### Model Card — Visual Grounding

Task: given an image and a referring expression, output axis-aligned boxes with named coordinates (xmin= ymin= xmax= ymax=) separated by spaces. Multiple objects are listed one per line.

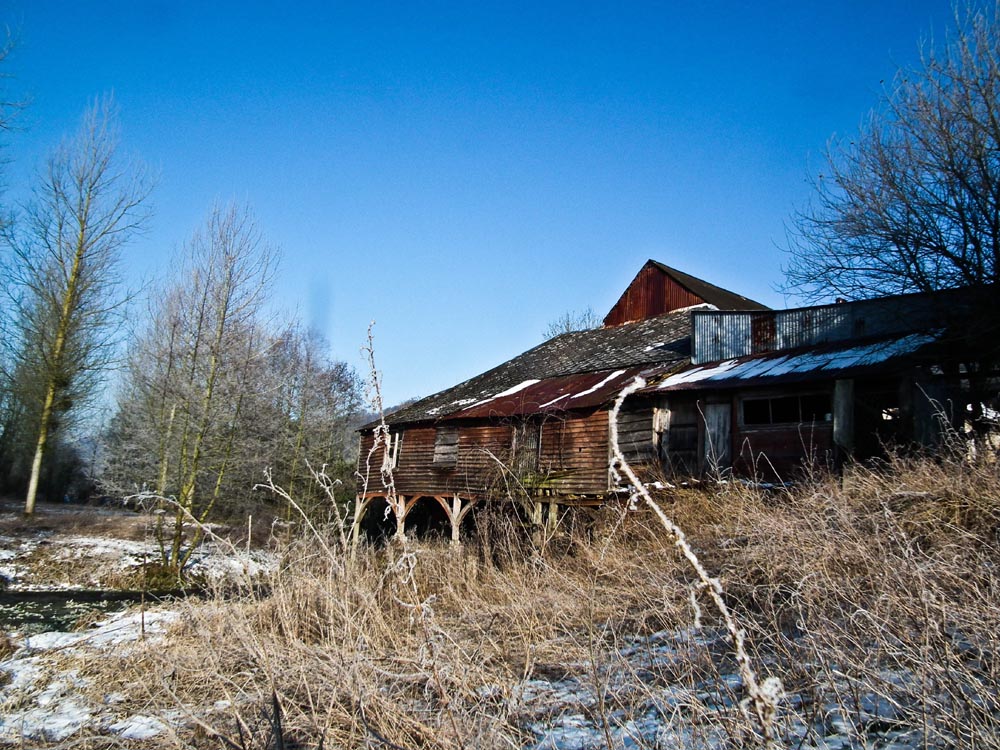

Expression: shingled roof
xmin=647 ymin=261 xmax=769 ymax=312
xmin=378 ymin=305 xmax=702 ymax=427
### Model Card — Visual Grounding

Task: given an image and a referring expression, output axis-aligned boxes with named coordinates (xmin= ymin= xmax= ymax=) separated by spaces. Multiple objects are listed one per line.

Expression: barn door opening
xmin=702 ymin=401 xmax=731 ymax=477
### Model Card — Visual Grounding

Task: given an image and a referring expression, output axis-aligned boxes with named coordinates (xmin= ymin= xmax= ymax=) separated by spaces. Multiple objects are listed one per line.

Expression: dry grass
xmin=97 ymin=512 xmax=692 ymax=749
xmin=717 ymin=455 xmax=1000 ymax=748
xmin=0 ymin=497 xmax=152 ymax=540
xmin=54 ymin=454 xmax=1000 ymax=748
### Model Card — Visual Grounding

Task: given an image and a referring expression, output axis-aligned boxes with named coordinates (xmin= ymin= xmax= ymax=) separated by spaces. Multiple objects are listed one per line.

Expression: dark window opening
xmin=743 ymin=399 xmax=771 ymax=425
xmin=770 ymin=396 xmax=799 ymax=423
xmin=801 ymin=394 xmax=831 ymax=422
xmin=742 ymin=393 xmax=832 ymax=426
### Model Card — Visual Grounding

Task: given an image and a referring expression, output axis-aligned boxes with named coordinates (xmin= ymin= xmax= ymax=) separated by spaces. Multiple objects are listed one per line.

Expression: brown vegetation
xmin=60 ymin=452 xmax=999 ymax=749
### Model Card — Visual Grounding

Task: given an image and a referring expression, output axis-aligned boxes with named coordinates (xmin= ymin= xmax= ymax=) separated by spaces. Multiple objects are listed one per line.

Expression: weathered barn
xmin=645 ymin=291 xmax=985 ymax=480
xmin=355 ymin=261 xmax=997 ymax=540
xmin=355 ymin=260 xmax=766 ymax=540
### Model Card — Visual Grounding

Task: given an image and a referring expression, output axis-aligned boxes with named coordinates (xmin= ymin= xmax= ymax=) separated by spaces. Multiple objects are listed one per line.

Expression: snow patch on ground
xmin=0 ymin=609 xmax=179 ymax=744
xmin=108 ymin=714 xmax=171 ymax=740
xmin=185 ymin=545 xmax=275 ymax=582
xmin=0 ymin=528 xmax=277 ymax=590
xmin=513 ymin=628 xmax=949 ymax=750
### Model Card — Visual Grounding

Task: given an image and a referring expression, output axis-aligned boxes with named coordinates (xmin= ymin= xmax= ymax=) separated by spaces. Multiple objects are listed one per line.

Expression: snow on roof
xmin=569 ymin=369 xmax=627 ymax=400
xmin=539 ymin=393 xmax=570 ymax=409
xmin=376 ymin=307 xmax=693 ymax=426
xmin=653 ymin=331 xmax=939 ymax=390
xmin=468 ymin=379 xmax=541 ymax=408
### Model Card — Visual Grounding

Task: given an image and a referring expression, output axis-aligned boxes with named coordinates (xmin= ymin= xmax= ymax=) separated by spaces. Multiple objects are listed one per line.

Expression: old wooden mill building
xmin=355 ymin=259 xmax=995 ymax=541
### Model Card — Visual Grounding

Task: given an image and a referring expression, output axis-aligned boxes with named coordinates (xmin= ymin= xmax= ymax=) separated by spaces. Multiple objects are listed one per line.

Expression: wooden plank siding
xmin=357 ymin=424 xmax=513 ymax=497
xmin=536 ymin=410 xmax=610 ymax=494
xmin=733 ymin=422 xmax=834 ymax=480
xmin=358 ymin=409 xmax=614 ymax=499
xmin=604 ymin=263 xmax=704 ymax=327
xmin=662 ymin=396 xmax=700 ymax=476
xmin=615 ymin=405 xmax=655 ymax=465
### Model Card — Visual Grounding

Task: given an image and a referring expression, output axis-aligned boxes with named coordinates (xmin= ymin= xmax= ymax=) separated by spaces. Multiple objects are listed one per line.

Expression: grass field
xmin=1 ymin=452 xmax=999 ymax=748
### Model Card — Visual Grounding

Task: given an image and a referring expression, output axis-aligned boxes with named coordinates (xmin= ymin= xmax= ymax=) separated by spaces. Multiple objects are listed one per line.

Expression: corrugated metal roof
xmin=650 ymin=331 xmax=940 ymax=392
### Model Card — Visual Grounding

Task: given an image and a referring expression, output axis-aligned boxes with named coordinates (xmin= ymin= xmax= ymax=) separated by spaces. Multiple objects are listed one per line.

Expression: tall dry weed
xmin=64 ymin=448 xmax=1000 ymax=748
xmin=700 ymin=454 xmax=1000 ymax=748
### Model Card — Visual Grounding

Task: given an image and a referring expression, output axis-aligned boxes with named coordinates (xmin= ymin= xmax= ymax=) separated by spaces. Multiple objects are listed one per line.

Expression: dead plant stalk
xmin=608 ymin=375 xmax=782 ymax=744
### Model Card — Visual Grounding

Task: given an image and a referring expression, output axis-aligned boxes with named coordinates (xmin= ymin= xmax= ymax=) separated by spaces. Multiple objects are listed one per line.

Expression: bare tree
xmin=4 ymin=97 xmax=151 ymax=514
xmin=265 ymin=326 xmax=362 ymax=513
xmin=144 ymin=204 xmax=276 ymax=567
xmin=103 ymin=209 xmax=362 ymax=570
xmin=542 ymin=307 xmax=601 ymax=340
xmin=785 ymin=4 xmax=1000 ymax=302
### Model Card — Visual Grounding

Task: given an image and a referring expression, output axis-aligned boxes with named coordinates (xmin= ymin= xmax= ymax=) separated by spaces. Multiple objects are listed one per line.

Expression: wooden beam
xmin=833 ymin=379 xmax=855 ymax=457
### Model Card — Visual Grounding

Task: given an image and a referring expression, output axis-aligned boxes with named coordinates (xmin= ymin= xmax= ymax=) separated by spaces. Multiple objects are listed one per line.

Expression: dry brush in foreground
xmin=66 ymin=453 xmax=1000 ymax=748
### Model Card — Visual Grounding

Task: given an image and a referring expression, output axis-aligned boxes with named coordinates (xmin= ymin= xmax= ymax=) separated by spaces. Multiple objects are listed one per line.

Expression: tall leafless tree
xmin=785 ymin=4 xmax=1000 ymax=302
xmin=103 ymin=203 xmax=361 ymax=571
xmin=3 ymin=97 xmax=151 ymax=514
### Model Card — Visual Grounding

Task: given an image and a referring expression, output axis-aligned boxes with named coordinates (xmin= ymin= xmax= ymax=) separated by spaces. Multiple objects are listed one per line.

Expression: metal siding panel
xmin=692 ymin=295 xmax=945 ymax=364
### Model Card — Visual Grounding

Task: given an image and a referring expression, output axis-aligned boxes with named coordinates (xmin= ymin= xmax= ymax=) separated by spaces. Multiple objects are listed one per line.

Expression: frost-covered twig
xmin=609 ymin=376 xmax=782 ymax=744
xmin=356 ymin=322 xmax=405 ymax=542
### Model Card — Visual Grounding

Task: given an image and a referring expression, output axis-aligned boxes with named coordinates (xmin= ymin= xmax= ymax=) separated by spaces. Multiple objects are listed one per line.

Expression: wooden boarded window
xmin=433 ymin=426 xmax=459 ymax=467
xmin=616 ymin=405 xmax=655 ymax=464
xmin=512 ymin=421 xmax=540 ymax=476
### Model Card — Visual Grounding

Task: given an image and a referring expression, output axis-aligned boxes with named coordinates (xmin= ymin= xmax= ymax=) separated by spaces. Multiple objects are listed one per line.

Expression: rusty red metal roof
xmin=441 ymin=367 xmax=652 ymax=420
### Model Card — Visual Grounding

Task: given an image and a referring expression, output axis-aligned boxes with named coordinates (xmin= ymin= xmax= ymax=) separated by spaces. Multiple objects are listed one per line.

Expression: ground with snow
xmin=0 ymin=610 xmax=180 ymax=744
xmin=0 ymin=498 xmax=275 ymax=746
xmin=0 ymin=498 xmax=989 ymax=748
xmin=0 ymin=499 xmax=273 ymax=593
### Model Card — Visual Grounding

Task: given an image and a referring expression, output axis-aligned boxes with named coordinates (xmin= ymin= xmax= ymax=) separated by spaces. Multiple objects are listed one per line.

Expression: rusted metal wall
xmin=727 ymin=385 xmax=836 ymax=479
xmin=656 ymin=388 xmax=837 ymax=480
xmin=357 ymin=410 xmax=613 ymax=498
xmin=604 ymin=264 xmax=703 ymax=326
xmin=692 ymin=295 xmax=945 ymax=364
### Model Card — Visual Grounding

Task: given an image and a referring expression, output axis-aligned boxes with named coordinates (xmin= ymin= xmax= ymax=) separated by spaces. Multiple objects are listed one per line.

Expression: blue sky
xmin=4 ymin=1 xmax=957 ymax=406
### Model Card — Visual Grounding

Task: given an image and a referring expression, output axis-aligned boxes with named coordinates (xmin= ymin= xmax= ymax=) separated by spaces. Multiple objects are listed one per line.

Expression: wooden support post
xmin=450 ymin=495 xmax=462 ymax=544
xmin=530 ymin=501 xmax=544 ymax=548
xmin=833 ymin=379 xmax=855 ymax=463
xmin=546 ymin=499 xmax=559 ymax=534
xmin=350 ymin=496 xmax=372 ymax=557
